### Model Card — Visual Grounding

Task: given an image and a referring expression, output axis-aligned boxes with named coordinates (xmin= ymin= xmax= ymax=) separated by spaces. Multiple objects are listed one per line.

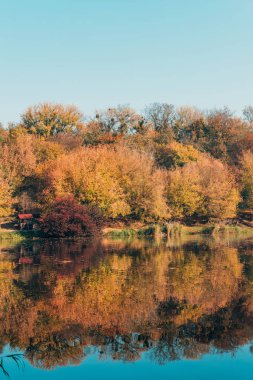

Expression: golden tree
xmin=20 ymin=103 xmax=84 ymax=137
xmin=166 ymin=156 xmax=240 ymax=220
xmin=0 ymin=172 xmax=14 ymax=226
xmin=44 ymin=145 xmax=168 ymax=220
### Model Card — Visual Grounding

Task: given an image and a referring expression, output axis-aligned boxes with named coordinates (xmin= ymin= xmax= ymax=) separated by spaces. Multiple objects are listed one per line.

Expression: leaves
xmin=166 ymin=156 xmax=240 ymax=220
xmin=21 ymin=103 xmax=84 ymax=137
xmin=0 ymin=102 xmax=252 ymax=222
xmin=41 ymin=197 xmax=98 ymax=238
xmin=0 ymin=170 xmax=14 ymax=219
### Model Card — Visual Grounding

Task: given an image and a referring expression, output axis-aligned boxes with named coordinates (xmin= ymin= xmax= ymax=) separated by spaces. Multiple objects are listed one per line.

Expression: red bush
xmin=41 ymin=197 xmax=99 ymax=238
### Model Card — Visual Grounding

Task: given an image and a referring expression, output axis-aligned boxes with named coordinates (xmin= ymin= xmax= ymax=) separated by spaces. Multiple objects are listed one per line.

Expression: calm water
xmin=1 ymin=234 xmax=253 ymax=379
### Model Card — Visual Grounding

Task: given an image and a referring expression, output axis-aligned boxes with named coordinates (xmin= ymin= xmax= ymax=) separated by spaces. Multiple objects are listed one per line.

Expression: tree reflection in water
xmin=0 ymin=235 xmax=253 ymax=371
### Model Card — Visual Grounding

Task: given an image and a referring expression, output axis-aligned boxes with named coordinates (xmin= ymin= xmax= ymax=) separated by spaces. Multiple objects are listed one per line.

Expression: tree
xmin=43 ymin=146 xmax=168 ymax=220
xmin=173 ymin=106 xmax=204 ymax=141
xmin=46 ymin=147 xmax=131 ymax=218
xmin=154 ymin=141 xmax=200 ymax=169
xmin=116 ymin=148 xmax=168 ymax=220
xmin=166 ymin=165 xmax=203 ymax=218
xmin=173 ymin=117 xmax=207 ymax=146
xmin=204 ymin=108 xmax=244 ymax=160
xmin=239 ymin=151 xmax=253 ymax=209
xmin=95 ymin=106 xmax=144 ymax=135
xmin=82 ymin=120 xmax=117 ymax=146
xmin=20 ymin=103 xmax=84 ymax=137
xmin=40 ymin=197 xmax=98 ymax=238
xmin=145 ymin=103 xmax=175 ymax=134
xmin=0 ymin=134 xmax=36 ymax=188
xmin=243 ymin=106 xmax=253 ymax=124
xmin=33 ymin=139 xmax=64 ymax=164
xmin=166 ymin=156 xmax=240 ymax=220
xmin=174 ymin=107 xmax=248 ymax=163
xmin=200 ymin=158 xmax=240 ymax=219
xmin=0 ymin=171 xmax=14 ymax=226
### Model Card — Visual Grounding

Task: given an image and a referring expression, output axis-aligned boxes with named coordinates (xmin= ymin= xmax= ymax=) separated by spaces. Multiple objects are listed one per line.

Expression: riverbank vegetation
xmin=1 ymin=103 xmax=253 ymax=237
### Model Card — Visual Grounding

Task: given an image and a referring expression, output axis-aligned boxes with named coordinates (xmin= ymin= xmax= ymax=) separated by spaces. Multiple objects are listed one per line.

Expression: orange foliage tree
xmin=43 ymin=145 xmax=168 ymax=220
xmin=166 ymin=156 xmax=240 ymax=220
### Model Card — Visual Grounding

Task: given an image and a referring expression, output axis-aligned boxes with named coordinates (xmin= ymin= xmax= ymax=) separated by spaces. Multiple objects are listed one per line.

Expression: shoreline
xmin=1 ymin=222 xmax=253 ymax=243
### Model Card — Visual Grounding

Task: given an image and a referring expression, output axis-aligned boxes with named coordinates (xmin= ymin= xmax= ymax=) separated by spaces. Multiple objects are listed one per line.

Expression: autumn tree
xmin=0 ymin=170 xmax=14 ymax=226
xmin=43 ymin=145 xmax=168 ymax=220
xmin=95 ymin=106 xmax=145 ymax=135
xmin=20 ymin=103 xmax=84 ymax=137
xmin=82 ymin=120 xmax=117 ymax=146
xmin=166 ymin=156 xmax=240 ymax=220
xmin=239 ymin=151 xmax=253 ymax=209
xmin=174 ymin=107 xmax=248 ymax=163
xmin=0 ymin=133 xmax=37 ymax=188
xmin=205 ymin=109 xmax=247 ymax=161
xmin=154 ymin=141 xmax=200 ymax=169
xmin=33 ymin=139 xmax=64 ymax=164
xmin=0 ymin=132 xmax=66 ymax=213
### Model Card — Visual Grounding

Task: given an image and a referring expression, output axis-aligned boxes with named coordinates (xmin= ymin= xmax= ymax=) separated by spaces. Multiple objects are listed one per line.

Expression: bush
xmin=41 ymin=197 xmax=99 ymax=238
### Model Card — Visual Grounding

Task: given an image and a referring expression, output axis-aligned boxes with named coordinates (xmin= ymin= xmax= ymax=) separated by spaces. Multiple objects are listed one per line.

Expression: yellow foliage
xmin=167 ymin=141 xmax=200 ymax=166
xmin=154 ymin=141 xmax=201 ymax=169
xmin=45 ymin=145 xmax=169 ymax=220
xmin=0 ymin=169 xmax=14 ymax=219
xmin=0 ymin=134 xmax=37 ymax=187
xmin=166 ymin=156 xmax=240 ymax=219
xmin=21 ymin=103 xmax=84 ymax=137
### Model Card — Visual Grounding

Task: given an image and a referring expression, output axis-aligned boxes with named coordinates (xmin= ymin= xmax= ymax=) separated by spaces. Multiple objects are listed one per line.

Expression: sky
xmin=0 ymin=0 xmax=253 ymax=126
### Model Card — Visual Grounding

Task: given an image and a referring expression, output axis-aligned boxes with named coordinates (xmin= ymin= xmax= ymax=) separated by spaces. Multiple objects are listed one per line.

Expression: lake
xmin=1 ymin=234 xmax=253 ymax=379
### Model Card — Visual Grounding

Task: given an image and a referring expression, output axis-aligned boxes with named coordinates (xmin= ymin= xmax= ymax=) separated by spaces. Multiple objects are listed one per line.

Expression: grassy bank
xmin=179 ymin=224 xmax=253 ymax=236
xmin=1 ymin=223 xmax=253 ymax=243
xmin=103 ymin=223 xmax=253 ymax=239
xmin=0 ymin=230 xmax=42 ymax=242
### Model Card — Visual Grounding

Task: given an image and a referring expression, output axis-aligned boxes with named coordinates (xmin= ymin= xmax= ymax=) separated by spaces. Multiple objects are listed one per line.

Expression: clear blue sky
xmin=0 ymin=0 xmax=253 ymax=125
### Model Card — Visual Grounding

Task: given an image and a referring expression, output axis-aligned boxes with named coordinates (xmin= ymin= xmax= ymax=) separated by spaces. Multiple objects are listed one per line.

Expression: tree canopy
xmin=1 ymin=102 xmax=253 ymax=225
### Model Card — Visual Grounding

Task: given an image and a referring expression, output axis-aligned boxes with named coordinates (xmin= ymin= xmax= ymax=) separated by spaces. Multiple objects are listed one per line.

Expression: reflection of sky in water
xmin=2 ymin=344 xmax=253 ymax=380
xmin=1 ymin=235 xmax=253 ymax=379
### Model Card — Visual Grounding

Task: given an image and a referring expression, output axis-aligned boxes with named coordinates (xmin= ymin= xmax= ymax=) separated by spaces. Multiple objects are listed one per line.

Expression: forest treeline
xmin=1 ymin=102 xmax=253 ymax=227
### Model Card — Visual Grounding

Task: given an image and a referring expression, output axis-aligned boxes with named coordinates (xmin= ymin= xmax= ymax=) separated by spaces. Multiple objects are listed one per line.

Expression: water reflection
xmin=0 ymin=235 xmax=253 ymax=373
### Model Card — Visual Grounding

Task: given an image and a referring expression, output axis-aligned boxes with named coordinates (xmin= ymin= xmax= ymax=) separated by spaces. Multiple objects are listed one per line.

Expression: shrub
xmin=40 ymin=197 xmax=98 ymax=238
